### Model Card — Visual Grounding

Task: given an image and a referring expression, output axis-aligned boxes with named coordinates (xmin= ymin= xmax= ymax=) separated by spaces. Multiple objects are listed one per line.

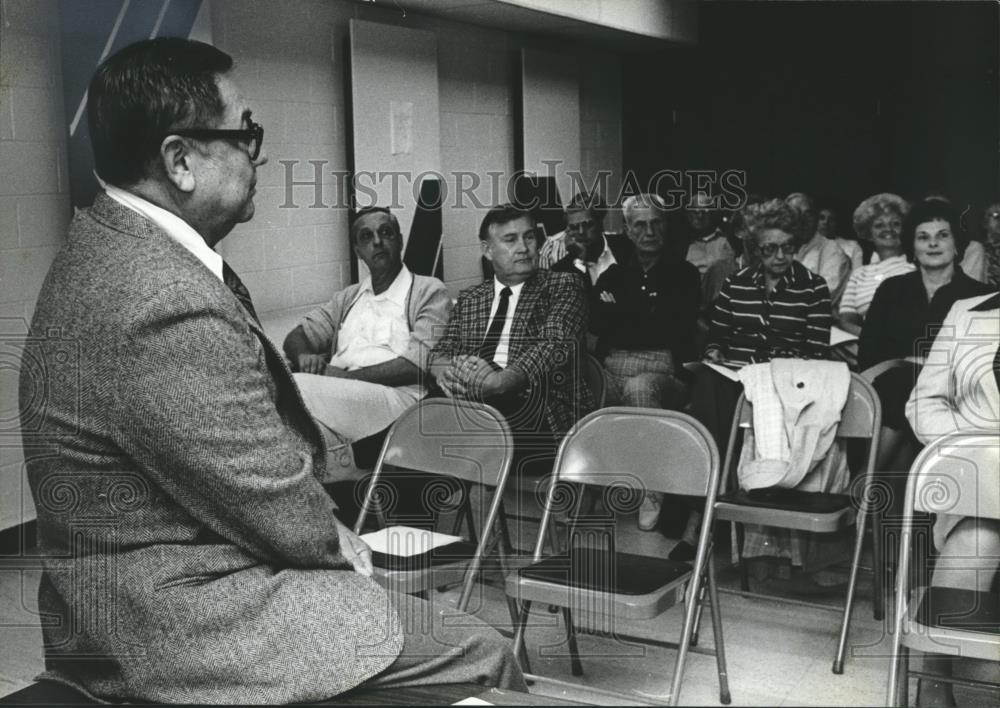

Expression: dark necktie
xmin=479 ymin=286 xmax=512 ymax=362
xmin=222 ymin=261 xmax=260 ymax=325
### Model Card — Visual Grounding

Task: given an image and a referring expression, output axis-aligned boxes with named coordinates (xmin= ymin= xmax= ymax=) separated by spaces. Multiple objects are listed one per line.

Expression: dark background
xmin=622 ymin=0 xmax=999 ymax=237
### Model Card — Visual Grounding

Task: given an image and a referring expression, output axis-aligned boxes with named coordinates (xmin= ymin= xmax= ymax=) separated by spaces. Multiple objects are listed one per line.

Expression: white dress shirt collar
xmin=355 ymin=265 xmax=414 ymax=306
xmin=573 ymin=235 xmax=618 ymax=284
xmin=104 ymin=184 xmax=223 ymax=281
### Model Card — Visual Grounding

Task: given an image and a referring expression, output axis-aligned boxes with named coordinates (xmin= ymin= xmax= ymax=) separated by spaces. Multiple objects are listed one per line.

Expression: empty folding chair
xmin=353 ymin=399 xmax=514 ymax=611
xmin=886 ymin=432 xmax=1000 ymax=706
xmin=506 ymin=407 xmax=731 ymax=706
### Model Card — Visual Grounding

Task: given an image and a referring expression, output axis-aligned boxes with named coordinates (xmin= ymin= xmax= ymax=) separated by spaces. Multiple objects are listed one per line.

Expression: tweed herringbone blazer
xmin=430 ymin=269 xmax=592 ymax=436
xmin=19 ymin=193 xmax=402 ymax=704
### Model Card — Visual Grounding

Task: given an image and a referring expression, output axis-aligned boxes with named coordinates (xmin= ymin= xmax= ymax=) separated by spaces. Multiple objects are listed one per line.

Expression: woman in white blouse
xmin=838 ymin=193 xmax=914 ymax=336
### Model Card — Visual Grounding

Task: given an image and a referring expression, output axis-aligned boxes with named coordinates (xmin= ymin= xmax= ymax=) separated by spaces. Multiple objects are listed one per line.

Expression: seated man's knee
xmin=621 ymin=373 xmax=662 ymax=407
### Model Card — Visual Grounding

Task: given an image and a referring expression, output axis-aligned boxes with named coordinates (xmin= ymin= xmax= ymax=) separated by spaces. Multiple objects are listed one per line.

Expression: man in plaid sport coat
xmin=430 ymin=204 xmax=593 ymax=470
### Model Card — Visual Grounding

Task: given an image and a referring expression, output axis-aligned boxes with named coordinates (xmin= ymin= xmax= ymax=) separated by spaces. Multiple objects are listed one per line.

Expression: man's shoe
xmin=637 ymin=492 xmax=662 ymax=531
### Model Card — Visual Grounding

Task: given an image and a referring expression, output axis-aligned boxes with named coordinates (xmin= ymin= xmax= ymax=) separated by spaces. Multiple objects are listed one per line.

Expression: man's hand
xmin=297 ymin=353 xmax=328 ymax=374
xmin=334 ymin=518 xmax=373 ymax=577
xmin=323 ymin=365 xmax=352 ymax=379
xmin=598 ymin=290 xmax=616 ymax=304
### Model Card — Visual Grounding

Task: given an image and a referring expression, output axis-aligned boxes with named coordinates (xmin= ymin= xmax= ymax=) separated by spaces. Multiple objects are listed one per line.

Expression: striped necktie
xmin=222 ymin=262 xmax=260 ymax=325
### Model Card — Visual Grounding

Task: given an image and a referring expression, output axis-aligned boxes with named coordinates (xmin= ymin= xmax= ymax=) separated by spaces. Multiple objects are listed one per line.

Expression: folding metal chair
xmin=886 ymin=432 xmax=1000 ymax=706
xmin=713 ymin=371 xmax=882 ymax=674
xmin=506 ymin=407 xmax=731 ymax=706
xmin=353 ymin=399 xmax=514 ymax=611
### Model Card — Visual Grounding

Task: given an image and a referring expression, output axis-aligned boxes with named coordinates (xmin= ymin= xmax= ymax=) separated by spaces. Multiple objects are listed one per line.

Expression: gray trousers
xmin=360 ymin=590 xmax=527 ymax=692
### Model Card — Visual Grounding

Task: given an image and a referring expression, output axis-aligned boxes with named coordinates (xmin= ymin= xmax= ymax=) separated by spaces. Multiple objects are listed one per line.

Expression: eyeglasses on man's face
xmin=170 ymin=110 xmax=264 ymax=161
xmin=757 ymin=242 xmax=797 ymax=258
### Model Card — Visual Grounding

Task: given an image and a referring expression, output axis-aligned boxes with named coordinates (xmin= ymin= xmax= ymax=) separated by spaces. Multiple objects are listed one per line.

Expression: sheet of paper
xmin=830 ymin=326 xmax=858 ymax=346
xmin=683 ymin=360 xmax=742 ymax=382
xmin=360 ymin=526 xmax=463 ymax=557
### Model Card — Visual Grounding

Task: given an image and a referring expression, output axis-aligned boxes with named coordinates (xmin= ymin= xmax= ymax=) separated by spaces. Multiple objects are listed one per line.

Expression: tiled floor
xmin=1 ymin=488 xmax=997 ymax=706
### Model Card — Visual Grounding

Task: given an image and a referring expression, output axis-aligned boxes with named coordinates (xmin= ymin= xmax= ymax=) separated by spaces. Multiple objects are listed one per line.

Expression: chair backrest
xmin=552 ymin=407 xmax=720 ymax=499
xmin=732 ymin=371 xmax=881 ymax=440
xmin=374 ymin=398 xmax=513 ymax=488
xmin=908 ymin=432 xmax=1000 ymax=521
xmin=584 ymin=353 xmax=608 ymax=409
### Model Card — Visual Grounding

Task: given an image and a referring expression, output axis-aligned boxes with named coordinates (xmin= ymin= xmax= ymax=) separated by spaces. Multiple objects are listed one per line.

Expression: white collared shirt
xmin=330 ymin=266 xmax=414 ymax=370
xmin=104 ymin=184 xmax=223 ymax=280
xmin=487 ymin=277 xmax=525 ymax=368
xmin=573 ymin=235 xmax=618 ymax=285
xmin=686 ymin=228 xmax=734 ymax=276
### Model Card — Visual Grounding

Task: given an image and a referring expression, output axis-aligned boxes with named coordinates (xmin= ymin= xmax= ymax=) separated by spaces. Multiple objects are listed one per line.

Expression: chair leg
xmin=871 ymin=510 xmax=885 ymax=622
xmin=690 ymin=578 xmax=707 ymax=647
xmin=669 ymin=560 xmax=706 ymax=706
xmin=707 ymin=555 xmax=732 ymax=705
xmin=735 ymin=523 xmax=750 ymax=592
xmin=511 ymin=601 xmax=533 ymax=672
xmin=833 ymin=513 xmax=868 ymax=674
xmin=561 ymin=607 xmax=584 ymax=676
xmin=896 ymin=646 xmax=909 ymax=707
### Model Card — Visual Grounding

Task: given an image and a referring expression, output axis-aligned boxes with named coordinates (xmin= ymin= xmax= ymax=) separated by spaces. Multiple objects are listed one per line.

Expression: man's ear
xmin=159 ymin=136 xmax=196 ymax=193
xmin=480 ymin=239 xmax=493 ymax=262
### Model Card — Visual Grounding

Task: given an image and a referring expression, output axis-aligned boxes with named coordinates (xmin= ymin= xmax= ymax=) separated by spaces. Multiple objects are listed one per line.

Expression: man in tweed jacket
xmin=430 ymin=204 xmax=592 ymax=473
xmin=18 ymin=38 xmax=523 ymax=704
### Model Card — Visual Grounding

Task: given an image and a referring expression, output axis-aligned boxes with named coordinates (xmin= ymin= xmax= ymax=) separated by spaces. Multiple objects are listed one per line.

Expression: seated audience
xmin=550 ymin=191 xmax=633 ymax=351
xmin=858 ymin=197 xmax=993 ymax=475
xmin=981 ymin=201 xmax=1000 ymax=287
xmin=817 ymin=205 xmax=864 ymax=270
xmin=786 ymin=192 xmax=851 ymax=306
xmin=673 ymin=199 xmax=833 ymax=561
xmin=18 ymin=37 xmax=523 ymax=704
xmin=283 ymin=207 xmax=451 ymax=447
xmin=589 ymin=193 xmax=701 ymax=530
xmin=852 ymin=192 xmax=910 ymax=265
xmin=685 ymin=191 xmax=736 ymax=277
xmin=904 ymin=292 xmax=999 ymax=707
xmin=838 ymin=198 xmax=916 ymax=337
xmin=430 ymin=204 xmax=592 ymax=475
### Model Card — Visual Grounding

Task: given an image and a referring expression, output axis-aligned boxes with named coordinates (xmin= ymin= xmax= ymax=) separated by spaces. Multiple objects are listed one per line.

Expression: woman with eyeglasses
xmin=858 ymin=197 xmax=993 ymax=479
xmin=670 ymin=199 xmax=833 ymax=562
xmin=704 ymin=199 xmax=832 ymax=370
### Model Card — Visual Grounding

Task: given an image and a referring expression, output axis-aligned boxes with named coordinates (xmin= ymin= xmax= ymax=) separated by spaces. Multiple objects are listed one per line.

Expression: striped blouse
xmin=706 ymin=260 xmax=833 ymax=365
xmin=839 ymin=254 xmax=916 ymax=318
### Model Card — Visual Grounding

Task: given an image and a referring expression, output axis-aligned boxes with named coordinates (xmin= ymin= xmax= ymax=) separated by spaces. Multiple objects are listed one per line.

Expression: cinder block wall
xmin=0 ymin=0 xmax=625 ymax=530
xmin=0 ymin=0 xmax=71 ymax=533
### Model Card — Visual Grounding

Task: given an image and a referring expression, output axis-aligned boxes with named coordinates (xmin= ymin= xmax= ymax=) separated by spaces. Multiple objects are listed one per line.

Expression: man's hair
xmin=622 ymin=193 xmax=667 ymax=225
xmin=566 ymin=191 xmax=607 ymax=226
xmin=902 ymin=196 xmax=969 ymax=261
xmin=350 ymin=206 xmax=401 ymax=244
xmin=88 ymin=38 xmax=234 ymax=186
xmin=478 ymin=203 xmax=535 ymax=241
